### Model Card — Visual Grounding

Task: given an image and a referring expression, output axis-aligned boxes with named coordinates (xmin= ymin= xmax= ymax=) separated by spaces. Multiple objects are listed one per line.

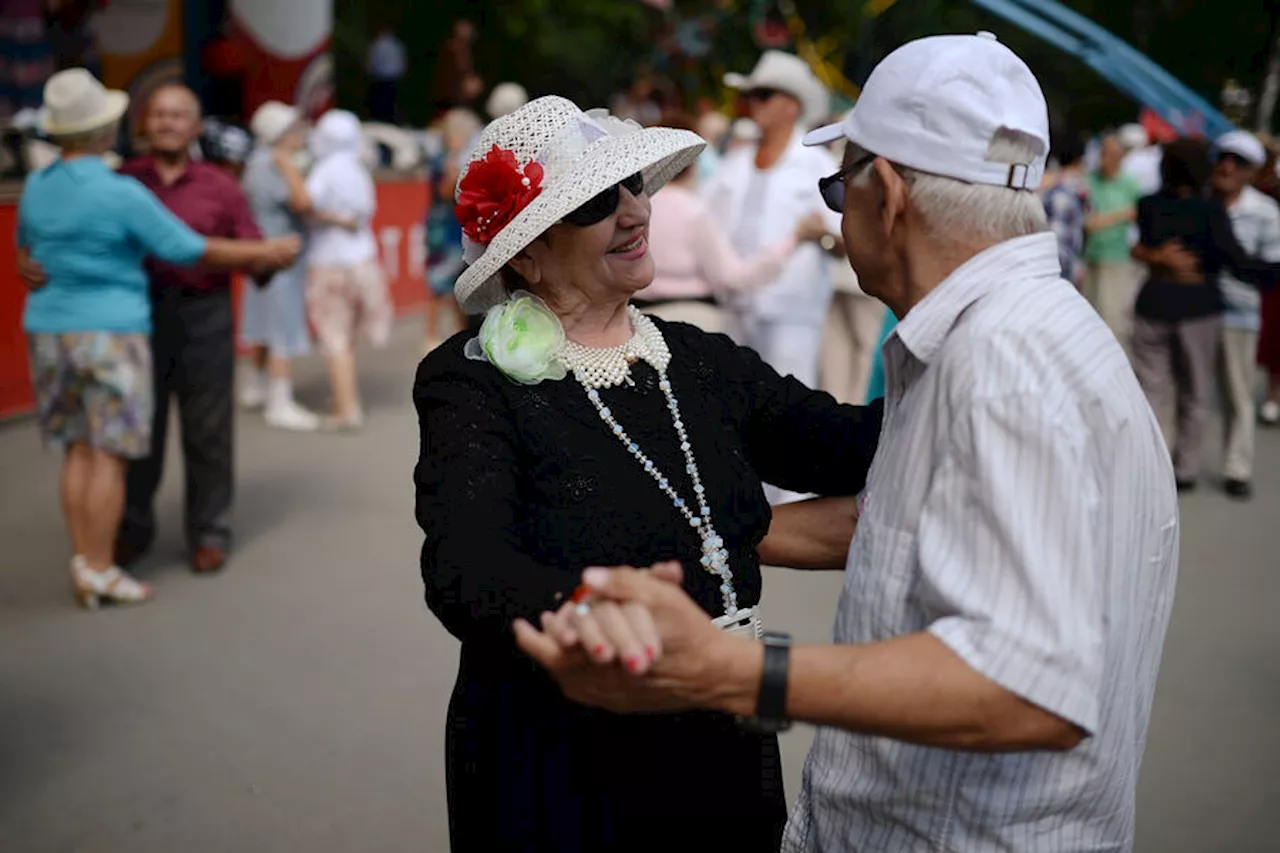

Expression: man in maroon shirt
xmin=116 ymin=84 xmax=269 ymax=574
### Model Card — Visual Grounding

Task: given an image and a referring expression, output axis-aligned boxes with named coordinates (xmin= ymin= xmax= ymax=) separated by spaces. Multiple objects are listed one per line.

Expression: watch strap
xmin=755 ymin=631 xmax=791 ymax=731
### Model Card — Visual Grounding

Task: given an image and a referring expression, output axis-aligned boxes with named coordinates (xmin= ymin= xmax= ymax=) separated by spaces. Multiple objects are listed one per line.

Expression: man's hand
xmin=1158 ymin=240 xmax=1201 ymax=282
xmin=17 ymin=249 xmax=47 ymax=291
xmin=260 ymin=235 xmax=302 ymax=270
xmin=515 ymin=562 xmax=760 ymax=715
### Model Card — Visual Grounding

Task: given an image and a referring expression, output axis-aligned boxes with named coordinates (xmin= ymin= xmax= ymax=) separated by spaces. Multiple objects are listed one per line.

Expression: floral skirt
xmin=27 ymin=332 xmax=153 ymax=459
xmin=306 ymin=262 xmax=393 ymax=355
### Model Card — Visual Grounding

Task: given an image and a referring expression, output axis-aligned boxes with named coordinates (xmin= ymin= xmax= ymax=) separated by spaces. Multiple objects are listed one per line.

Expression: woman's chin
xmin=603 ymin=256 xmax=655 ymax=295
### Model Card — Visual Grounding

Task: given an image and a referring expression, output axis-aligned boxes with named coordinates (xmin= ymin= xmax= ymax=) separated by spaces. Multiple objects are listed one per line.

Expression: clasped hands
xmin=514 ymin=562 xmax=747 ymax=715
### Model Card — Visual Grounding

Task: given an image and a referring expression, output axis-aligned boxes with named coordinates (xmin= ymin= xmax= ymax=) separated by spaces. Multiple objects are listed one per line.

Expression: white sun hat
xmin=486 ymin=82 xmax=529 ymax=119
xmin=452 ymin=95 xmax=705 ymax=313
xmin=250 ymin=101 xmax=301 ymax=146
xmin=724 ymin=51 xmax=829 ymax=129
xmin=804 ymin=32 xmax=1049 ymax=191
xmin=1215 ymin=130 xmax=1267 ymax=168
xmin=41 ymin=68 xmax=129 ymax=138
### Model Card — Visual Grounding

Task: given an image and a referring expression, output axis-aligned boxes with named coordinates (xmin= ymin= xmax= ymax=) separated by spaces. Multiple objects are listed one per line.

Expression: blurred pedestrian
xmin=710 ymin=50 xmax=840 ymax=504
xmin=304 ymin=110 xmax=392 ymax=430
xmin=1041 ymin=128 xmax=1089 ymax=289
xmin=17 ymin=70 xmax=300 ymax=603
xmin=1084 ymin=132 xmax=1144 ymax=348
xmin=1208 ymin=131 xmax=1280 ymax=498
xmin=367 ymin=26 xmax=407 ymax=124
xmin=424 ymin=107 xmax=480 ymax=351
xmin=634 ymin=114 xmax=828 ymax=333
xmin=432 ymin=19 xmax=482 ymax=116
xmin=1130 ymin=138 xmax=1280 ymax=490
xmin=238 ymin=101 xmax=322 ymax=432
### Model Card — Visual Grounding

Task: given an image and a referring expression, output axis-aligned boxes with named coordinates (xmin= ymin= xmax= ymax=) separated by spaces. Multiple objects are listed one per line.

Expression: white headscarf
xmin=307 ymin=109 xmax=375 ymax=223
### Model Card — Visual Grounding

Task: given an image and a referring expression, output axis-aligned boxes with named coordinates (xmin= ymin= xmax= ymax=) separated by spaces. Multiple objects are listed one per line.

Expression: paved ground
xmin=2 ymin=319 xmax=1278 ymax=852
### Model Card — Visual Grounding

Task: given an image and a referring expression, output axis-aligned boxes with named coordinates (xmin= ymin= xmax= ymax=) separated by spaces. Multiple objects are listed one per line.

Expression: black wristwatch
xmin=744 ymin=631 xmax=792 ymax=733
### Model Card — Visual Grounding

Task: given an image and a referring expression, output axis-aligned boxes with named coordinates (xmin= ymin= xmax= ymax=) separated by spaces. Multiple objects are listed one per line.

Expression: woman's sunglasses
xmin=818 ymin=152 xmax=877 ymax=213
xmin=562 ymin=172 xmax=646 ymax=227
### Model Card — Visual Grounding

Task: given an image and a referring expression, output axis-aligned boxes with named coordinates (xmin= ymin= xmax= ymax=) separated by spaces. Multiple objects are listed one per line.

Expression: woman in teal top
xmin=19 ymin=69 xmax=300 ymax=609
xmin=864 ymin=307 xmax=898 ymax=403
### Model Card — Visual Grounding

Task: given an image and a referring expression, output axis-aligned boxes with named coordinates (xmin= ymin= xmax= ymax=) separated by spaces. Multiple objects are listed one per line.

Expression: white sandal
xmin=71 ymin=557 xmax=153 ymax=610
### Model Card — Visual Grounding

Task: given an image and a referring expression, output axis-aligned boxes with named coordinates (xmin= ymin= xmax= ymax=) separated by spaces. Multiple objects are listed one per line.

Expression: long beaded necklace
xmin=558 ymin=306 xmax=739 ymax=619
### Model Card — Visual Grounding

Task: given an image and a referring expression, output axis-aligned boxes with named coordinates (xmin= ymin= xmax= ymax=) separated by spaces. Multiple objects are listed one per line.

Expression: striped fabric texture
xmin=785 ymin=233 xmax=1180 ymax=853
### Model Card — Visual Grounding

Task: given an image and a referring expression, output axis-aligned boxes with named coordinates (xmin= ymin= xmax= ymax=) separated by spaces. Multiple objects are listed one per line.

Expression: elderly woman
xmin=304 ymin=109 xmax=392 ymax=430
xmin=19 ymin=69 xmax=299 ymax=607
xmin=414 ymin=97 xmax=881 ymax=851
xmin=238 ymin=101 xmax=321 ymax=431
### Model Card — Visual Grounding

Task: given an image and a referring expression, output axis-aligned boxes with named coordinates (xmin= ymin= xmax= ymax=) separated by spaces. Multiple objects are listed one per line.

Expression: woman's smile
xmin=607 ymin=229 xmax=648 ymax=261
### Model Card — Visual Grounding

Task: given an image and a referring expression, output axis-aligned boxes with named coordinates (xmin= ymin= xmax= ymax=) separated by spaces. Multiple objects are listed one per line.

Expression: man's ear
xmin=873 ymin=158 xmax=907 ymax=239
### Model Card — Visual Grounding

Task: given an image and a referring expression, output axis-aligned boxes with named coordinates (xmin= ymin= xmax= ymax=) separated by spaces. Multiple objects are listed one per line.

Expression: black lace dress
xmin=413 ymin=319 xmax=883 ymax=853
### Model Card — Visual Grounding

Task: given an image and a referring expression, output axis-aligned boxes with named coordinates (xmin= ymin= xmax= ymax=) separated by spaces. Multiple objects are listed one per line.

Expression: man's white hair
xmin=855 ymin=129 xmax=1048 ymax=244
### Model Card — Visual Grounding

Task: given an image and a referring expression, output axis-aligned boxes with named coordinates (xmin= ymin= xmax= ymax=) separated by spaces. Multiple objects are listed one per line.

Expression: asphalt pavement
xmin=2 ymin=319 xmax=1277 ymax=852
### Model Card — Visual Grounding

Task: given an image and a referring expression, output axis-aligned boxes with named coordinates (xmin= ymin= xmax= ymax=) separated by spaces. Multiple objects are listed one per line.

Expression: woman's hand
xmin=794 ymin=212 xmax=829 ymax=244
xmin=537 ymin=561 xmax=683 ymax=675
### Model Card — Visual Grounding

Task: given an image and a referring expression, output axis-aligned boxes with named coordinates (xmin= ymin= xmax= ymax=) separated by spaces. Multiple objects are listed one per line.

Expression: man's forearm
xmin=709 ymin=632 xmax=1083 ymax=751
xmin=757 ymin=496 xmax=857 ymax=570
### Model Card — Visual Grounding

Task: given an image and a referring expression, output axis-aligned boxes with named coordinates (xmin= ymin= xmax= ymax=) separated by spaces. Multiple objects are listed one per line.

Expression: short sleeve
xmin=116 ymin=178 xmax=207 ymax=265
xmin=922 ymin=393 xmax=1101 ymax=733
xmin=687 ymin=326 xmax=883 ymax=496
xmin=414 ymin=348 xmax=581 ymax=644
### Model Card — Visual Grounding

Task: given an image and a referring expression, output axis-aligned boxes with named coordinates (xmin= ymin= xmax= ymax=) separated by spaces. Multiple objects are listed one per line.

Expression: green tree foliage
xmin=333 ymin=0 xmax=1280 ymax=133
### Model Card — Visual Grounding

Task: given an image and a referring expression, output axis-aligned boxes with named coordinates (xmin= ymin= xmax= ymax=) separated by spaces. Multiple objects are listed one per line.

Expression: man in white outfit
xmin=706 ymin=51 xmax=841 ymax=389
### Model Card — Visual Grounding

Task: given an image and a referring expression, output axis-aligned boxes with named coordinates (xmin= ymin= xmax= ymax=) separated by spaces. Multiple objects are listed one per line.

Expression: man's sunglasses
xmin=744 ymin=88 xmax=781 ymax=102
xmin=562 ymin=172 xmax=646 ymax=227
xmin=818 ymin=152 xmax=877 ymax=213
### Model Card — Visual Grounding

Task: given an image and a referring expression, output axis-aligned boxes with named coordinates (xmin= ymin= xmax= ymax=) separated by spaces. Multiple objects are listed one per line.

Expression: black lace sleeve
xmin=413 ymin=344 xmax=580 ymax=645
xmin=671 ymin=322 xmax=885 ymax=496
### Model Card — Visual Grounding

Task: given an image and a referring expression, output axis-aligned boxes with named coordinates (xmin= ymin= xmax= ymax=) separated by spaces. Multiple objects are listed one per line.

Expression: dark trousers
xmin=120 ymin=287 xmax=235 ymax=553
xmin=368 ymin=79 xmax=399 ymax=124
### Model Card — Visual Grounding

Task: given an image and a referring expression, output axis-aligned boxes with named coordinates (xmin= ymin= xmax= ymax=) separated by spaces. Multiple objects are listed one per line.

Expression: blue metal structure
xmin=969 ymin=0 xmax=1234 ymax=136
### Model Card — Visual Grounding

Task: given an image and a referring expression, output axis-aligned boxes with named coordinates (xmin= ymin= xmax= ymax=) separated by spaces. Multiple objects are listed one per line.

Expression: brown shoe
xmin=191 ymin=546 xmax=227 ymax=574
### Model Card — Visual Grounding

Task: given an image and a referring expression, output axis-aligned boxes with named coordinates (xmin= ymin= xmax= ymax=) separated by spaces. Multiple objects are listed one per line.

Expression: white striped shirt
xmin=784 ymin=233 xmax=1180 ymax=853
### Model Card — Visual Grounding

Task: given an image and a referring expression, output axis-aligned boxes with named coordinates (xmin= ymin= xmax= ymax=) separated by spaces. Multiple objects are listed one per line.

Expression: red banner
xmin=0 ymin=179 xmax=430 ymax=420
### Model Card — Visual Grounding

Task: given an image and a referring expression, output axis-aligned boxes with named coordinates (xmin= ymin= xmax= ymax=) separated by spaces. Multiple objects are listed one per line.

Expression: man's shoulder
xmin=1241 ymin=185 xmax=1280 ymax=218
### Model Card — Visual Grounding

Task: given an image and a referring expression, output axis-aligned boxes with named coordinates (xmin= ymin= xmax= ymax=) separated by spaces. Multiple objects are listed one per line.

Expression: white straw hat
xmin=250 ymin=101 xmax=301 ymax=145
xmin=453 ymin=95 xmax=705 ymax=313
xmin=41 ymin=68 xmax=129 ymax=137
xmin=724 ymin=51 xmax=829 ymax=129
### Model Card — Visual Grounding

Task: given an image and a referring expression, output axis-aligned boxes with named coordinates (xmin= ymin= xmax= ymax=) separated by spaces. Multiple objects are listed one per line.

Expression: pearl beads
xmin=559 ymin=307 xmax=738 ymax=617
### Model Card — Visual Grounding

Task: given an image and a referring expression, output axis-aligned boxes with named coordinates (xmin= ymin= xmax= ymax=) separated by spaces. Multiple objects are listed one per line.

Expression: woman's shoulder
xmin=413 ymin=327 xmax=516 ymax=408
xmin=649 ymin=315 xmax=753 ymax=374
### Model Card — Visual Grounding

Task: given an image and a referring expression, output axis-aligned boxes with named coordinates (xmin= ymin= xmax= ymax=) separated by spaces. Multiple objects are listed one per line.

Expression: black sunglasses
xmin=818 ymin=152 xmax=877 ymax=213
xmin=744 ymin=88 xmax=781 ymax=102
xmin=562 ymin=172 xmax=646 ymax=227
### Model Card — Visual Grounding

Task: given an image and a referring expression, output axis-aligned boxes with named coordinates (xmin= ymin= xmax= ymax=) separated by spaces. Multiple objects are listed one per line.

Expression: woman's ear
xmin=507 ymin=249 xmax=542 ymax=286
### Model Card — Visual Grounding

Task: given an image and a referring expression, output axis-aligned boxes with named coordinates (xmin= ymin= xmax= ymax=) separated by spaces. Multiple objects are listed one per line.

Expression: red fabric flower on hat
xmin=455 ymin=145 xmax=545 ymax=246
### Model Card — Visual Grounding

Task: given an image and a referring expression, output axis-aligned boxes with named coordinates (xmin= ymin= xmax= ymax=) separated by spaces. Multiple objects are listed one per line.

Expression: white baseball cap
xmin=1215 ymin=130 xmax=1267 ymax=168
xmin=250 ymin=101 xmax=301 ymax=145
xmin=804 ymin=32 xmax=1049 ymax=190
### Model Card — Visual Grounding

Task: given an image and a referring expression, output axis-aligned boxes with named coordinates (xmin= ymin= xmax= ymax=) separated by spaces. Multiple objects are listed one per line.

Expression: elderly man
xmin=1210 ymin=130 xmax=1280 ymax=499
xmin=518 ymin=33 xmax=1179 ymax=853
xmin=117 ymin=84 xmax=266 ymax=574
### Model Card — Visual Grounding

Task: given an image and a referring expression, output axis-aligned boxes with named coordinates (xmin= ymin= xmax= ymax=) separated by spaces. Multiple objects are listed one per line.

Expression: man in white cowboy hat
xmin=709 ymin=50 xmax=840 ymax=503
xmin=520 ymin=32 xmax=1179 ymax=853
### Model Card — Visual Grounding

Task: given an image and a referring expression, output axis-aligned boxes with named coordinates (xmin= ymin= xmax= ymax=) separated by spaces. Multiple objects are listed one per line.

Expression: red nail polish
xmin=645 ymin=646 xmax=656 ymax=661
xmin=626 ymin=656 xmax=643 ymax=673
xmin=594 ymin=645 xmax=607 ymax=658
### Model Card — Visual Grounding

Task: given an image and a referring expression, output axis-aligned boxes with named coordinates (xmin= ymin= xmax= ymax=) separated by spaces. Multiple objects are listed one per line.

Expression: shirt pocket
xmin=839 ymin=522 xmax=919 ymax=642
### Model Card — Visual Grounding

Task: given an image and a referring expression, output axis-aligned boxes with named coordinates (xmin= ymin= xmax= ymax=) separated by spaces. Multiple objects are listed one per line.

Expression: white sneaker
xmin=1261 ymin=399 xmax=1280 ymax=426
xmin=239 ymin=373 xmax=268 ymax=410
xmin=265 ymin=400 xmax=321 ymax=432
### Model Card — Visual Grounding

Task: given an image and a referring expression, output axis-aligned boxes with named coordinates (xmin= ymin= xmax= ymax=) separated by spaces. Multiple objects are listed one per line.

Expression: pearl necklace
xmin=557 ymin=307 xmax=739 ymax=618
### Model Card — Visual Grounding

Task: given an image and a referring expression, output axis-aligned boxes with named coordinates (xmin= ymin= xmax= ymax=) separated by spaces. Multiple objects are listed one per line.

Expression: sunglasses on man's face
xmin=561 ymin=172 xmax=646 ymax=228
xmin=744 ymin=88 xmax=781 ymax=102
xmin=818 ymin=152 xmax=877 ymax=213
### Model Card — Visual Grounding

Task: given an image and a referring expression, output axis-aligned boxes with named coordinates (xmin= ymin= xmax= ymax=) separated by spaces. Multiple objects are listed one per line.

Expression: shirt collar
xmin=891 ymin=232 xmax=1061 ymax=365
xmin=131 ymin=154 xmax=197 ymax=186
